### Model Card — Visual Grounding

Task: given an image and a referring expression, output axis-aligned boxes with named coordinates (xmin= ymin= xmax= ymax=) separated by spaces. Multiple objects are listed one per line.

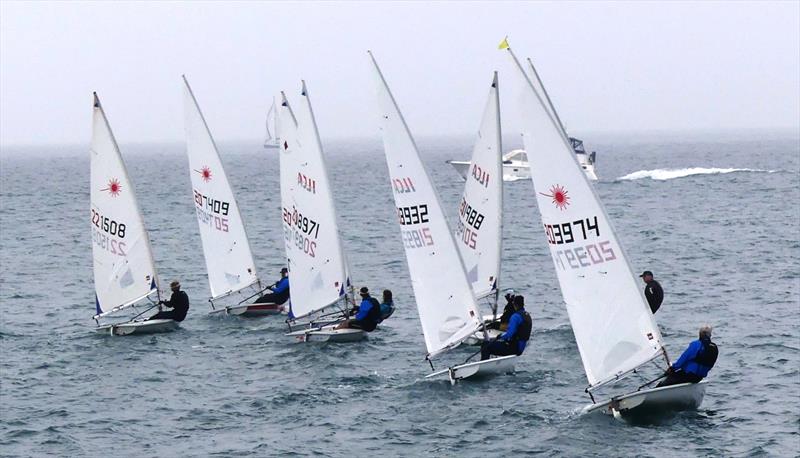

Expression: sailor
xmin=336 ymin=287 xmax=381 ymax=332
xmin=487 ymin=289 xmax=517 ymax=331
xmin=481 ymin=295 xmax=532 ymax=360
xmin=639 ymin=270 xmax=664 ymax=314
xmin=149 ymin=280 xmax=190 ymax=322
xmin=378 ymin=289 xmax=395 ymax=322
xmin=255 ymin=267 xmax=290 ymax=305
xmin=657 ymin=325 xmax=718 ymax=387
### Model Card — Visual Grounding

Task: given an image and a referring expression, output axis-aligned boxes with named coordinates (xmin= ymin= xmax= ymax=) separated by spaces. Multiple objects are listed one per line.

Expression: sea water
xmin=1 ymin=131 xmax=798 ymax=456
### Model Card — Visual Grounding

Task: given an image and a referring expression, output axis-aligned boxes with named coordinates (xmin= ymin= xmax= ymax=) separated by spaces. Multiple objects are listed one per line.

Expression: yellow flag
xmin=498 ymin=36 xmax=509 ymax=50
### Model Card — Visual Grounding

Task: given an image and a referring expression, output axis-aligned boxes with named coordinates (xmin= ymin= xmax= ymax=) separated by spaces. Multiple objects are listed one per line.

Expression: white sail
xmin=277 ymin=85 xmax=349 ymax=321
xmin=182 ymin=76 xmax=260 ymax=300
xmin=505 ymin=49 xmax=664 ymax=387
xmin=368 ymin=52 xmax=483 ymax=358
xmin=91 ymin=93 xmax=159 ymax=318
xmin=264 ymin=97 xmax=280 ymax=148
xmin=455 ymin=72 xmax=503 ymax=301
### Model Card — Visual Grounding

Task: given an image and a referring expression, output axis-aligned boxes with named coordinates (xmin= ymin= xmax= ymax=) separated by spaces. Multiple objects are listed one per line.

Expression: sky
xmin=1 ymin=1 xmax=798 ymax=148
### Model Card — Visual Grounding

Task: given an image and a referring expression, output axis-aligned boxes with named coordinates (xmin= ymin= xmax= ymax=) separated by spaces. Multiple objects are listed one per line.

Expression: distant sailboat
xmin=504 ymin=43 xmax=706 ymax=415
xmin=264 ymin=97 xmax=280 ymax=149
xmin=90 ymin=93 xmax=178 ymax=336
xmin=182 ymin=76 xmax=281 ymax=316
xmin=279 ymin=82 xmax=365 ymax=343
xmin=370 ymin=52 xmax=517 ymax=383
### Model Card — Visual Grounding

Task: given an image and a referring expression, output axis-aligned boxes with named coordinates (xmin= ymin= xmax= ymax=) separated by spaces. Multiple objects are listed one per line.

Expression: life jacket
xmin=694 ymin=339 xmax=718 ymax=369
xmin=509 ymin=310 xmax=532 ymax=351
xmin=379 ymin=301 xmax=395 ymax=321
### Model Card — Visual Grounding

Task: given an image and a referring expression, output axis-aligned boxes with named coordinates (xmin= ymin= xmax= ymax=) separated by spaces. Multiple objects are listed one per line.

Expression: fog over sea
xmin=1 ymin=131 xmax=798 ymax=456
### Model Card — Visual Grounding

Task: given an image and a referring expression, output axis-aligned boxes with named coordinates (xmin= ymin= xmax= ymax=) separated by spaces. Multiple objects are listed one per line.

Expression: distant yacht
xmin=447 ymin=136 xmax=598 ymax=182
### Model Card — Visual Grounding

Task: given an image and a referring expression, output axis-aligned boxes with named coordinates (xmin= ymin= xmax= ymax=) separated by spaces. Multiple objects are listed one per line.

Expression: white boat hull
xmin=582 ymin=380 xmax=708 ymax=417
xmin=208 ymin=302 xmax=284 ymax=317
xmin=95 ymin=319 xmax=179 ymax=336
xmin=286 ymin=325 xmax=366 ymax=343
xmin=425 ymin=355 xmax=517 ymax=384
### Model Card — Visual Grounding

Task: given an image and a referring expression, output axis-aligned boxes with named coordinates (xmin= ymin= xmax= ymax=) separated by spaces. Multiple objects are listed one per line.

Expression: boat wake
xmin=618 ymin=167 xmax=777 ymax=181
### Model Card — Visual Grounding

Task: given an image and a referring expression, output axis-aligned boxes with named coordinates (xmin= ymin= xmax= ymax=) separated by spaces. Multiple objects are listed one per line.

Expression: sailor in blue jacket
xmin=481 ymin=295 xmax=532 ymax=360
xmin=255 ymin=267 xmax=290 ymax=305
xmin=336 ymin=287 xmax=381 ymax=332
xmin=658 ymin=325 xmax=718 ymax=387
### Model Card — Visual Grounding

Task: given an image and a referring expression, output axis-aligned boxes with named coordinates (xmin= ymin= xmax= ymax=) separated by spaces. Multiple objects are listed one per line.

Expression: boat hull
xmin=582 ymin=380 xmax=708 ymax=417
xmin=286 ymin=326 xmax=366 ymax=343
xmin=208 ymin=302 xmax=284 ymax=317
xmin=95 ymin=319 xmax=179 ymax=336
xmin=425 ymin=355 xmax=517 ymax=384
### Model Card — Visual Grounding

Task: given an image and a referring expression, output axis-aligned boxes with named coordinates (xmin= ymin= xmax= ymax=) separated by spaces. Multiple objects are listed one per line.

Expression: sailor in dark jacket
xmin=336 ymin=287 xmax=381 ymax=332
xmin=639 ymin=270 xmax=664 ymax=314
xmin=149 ymin=280 xmax=190 ymax=322
xmin=255 ymin=267 xmax=290 ymax=305
xmin=658 ymin=325 xmax=718 ymax=387
xmin=481 ymin=295 xmax=532 ymax=360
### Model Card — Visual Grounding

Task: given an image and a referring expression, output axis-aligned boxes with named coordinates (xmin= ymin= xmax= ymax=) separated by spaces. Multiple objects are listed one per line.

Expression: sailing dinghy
xmin=504 ymin=44 xmax=706 ymax=416
xmin=90 ymin=93 xmax=178 ymax=336
xmin=278 ymin=83 xmax=365 ymax=343
xmin=452 ymin=72 xmax=506 ymax=345
xmin=182 ymin=76 xmax=281 ymax=317
xmin=264 ymin=97 xmax=280 ymax=149
xmin=369 ymin=52 xmax=517 ymax=383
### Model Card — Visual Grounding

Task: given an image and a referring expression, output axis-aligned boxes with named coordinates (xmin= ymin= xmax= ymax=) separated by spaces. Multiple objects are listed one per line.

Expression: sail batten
xmin=277 ymin=84 xmax=350 ymax=321
xmin=369 ymin=51 xmax=483 ymax=357
xmin=505 ymin=47 xmax=664 ymax=386
xmin=183 ymin=77 xmax=260 ymax=301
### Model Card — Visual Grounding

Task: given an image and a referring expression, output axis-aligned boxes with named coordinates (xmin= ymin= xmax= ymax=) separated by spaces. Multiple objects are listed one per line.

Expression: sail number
xmin=298 ymin=173 xmax=316 ymax=194
xmin=194 ymin=190 xmax=229 ymax=215
xmin=283 ymin=206 xmax=320 ymax=239
xmin=458 ymin=198 xmax=484 ymax=230
xmin=402 ymin=227 xmax=433 ymax=249
xmin=91 ymin=209 xmax=126 ymax=238
xmin=553 ymin=241 xmax=616 ymax=271
xmin=544 ymin=217 xmax=599 ymax=245
xmin=397 ymin=205 xmax=429 ymax=225
xmin=92 ymin=227 xmax=127 ymax=256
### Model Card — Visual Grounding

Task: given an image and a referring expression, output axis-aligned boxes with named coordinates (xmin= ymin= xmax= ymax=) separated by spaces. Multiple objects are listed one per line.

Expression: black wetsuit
xmin=150 ymin=290 xmax=190 ymax=322
xmin=645 ymin=279 xmax=664 ymax=314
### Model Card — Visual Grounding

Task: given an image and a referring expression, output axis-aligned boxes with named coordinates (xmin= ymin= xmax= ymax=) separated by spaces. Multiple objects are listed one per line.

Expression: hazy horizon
xmin=2 ymin=1 xmax=798 ymax=149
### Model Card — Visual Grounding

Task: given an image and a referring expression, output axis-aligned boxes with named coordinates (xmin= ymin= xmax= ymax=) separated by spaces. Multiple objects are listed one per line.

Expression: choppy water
xmin=1 ymin=132 xmax=799 ymax=456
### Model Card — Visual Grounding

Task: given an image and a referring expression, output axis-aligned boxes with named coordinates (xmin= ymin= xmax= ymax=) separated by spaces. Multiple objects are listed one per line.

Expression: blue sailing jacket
xmin=273 ymin=277 xmax=289 ymax=294
xmin=355 ymin=297 xmax=379 ymax=322
xmin=499 ymin=309 xmax=531 ymax=355
xmin=672 ymin=339 xmax=713 ymax=378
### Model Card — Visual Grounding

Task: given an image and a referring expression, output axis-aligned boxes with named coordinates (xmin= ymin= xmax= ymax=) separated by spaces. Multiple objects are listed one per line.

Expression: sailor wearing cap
xmin=255 ymin=267 xmax=290 ymax=305
xmin=639 ymin=270 xmax=664 ymax=314
xmin=149 ymin=280 xmax=190 ymax=322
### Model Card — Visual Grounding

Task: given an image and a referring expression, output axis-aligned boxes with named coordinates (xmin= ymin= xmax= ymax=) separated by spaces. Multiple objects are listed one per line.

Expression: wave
xmin=618 ymin=167 xmax=777 ymax=181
